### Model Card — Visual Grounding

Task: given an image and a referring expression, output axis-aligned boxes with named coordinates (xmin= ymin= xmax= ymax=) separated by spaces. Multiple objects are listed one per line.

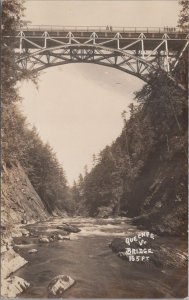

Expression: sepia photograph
xmin=1 ymin=0 xmax=188 ymax=298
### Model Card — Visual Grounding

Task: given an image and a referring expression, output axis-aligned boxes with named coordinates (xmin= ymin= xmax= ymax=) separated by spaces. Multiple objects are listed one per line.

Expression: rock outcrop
xmin=1 ymin=249 xmax=28 ymax=279
xmin=1 ymin=162 xmax=49 ymax=227
xmin=1 ymin=276 xmax=30 ymax=298
xmin=1 ymin=249 xmax=29 ymax=298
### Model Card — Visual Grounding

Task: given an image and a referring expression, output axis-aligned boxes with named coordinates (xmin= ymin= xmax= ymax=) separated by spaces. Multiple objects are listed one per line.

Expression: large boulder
xmin=56 ymin=223 xmax=81 ymax=233
xmin=1 ymin=276 xmax=30 ymax=298
xmin=47 ymin=275 xmax=75 ymax=297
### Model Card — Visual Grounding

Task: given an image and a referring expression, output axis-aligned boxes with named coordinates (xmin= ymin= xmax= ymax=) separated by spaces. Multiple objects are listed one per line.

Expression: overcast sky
xmin=20 ymin=0 xmax=180 ymax=185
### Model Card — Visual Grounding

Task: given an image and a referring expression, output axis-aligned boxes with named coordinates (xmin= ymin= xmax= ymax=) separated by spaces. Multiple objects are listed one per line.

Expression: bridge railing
xmin=18 ymin=25 xmax=187 ymax=33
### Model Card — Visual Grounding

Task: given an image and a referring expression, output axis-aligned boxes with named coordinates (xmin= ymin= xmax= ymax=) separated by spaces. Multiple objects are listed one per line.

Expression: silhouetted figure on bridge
xmin=106 ymin=25 xmax=113 ymax=31
xmin=164 ymin=26 xmax=176 ymax=33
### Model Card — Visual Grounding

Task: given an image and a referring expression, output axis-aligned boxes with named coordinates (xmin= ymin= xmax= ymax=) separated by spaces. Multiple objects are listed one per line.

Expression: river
xmin=14 ymin=217 xmax=187 ymax=298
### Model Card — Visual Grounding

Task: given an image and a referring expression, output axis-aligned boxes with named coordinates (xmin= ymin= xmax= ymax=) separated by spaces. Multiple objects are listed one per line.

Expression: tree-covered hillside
xmin=2 ymin=0 xmax=73 ymax=215
xmin=73 ymin=71 xmax=187 ymax=235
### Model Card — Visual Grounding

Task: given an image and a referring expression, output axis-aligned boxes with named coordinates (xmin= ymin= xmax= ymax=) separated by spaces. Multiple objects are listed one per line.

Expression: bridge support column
xmin=115 ymin=33 xmax=122 ymax=50
xmin=19 ymin=31 xmax=25 ymax=54
xmin=42 ymin=32 xmax=49 ymax=48
xmin=117 ymin=38 xmax=120 ymax=50
xmin=165 ymin=39 xmax=170 ymax=73
xmin=19 ymin=38 xmax=22 ymax=54
xmin=139 ymin=33 xmax=146 ymax=59
xmin=141 ymin=39 xmax=144 ymax=59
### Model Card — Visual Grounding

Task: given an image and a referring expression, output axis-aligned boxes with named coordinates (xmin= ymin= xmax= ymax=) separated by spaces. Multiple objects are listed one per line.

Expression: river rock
xmin=49 ymin=234 xmax=57 ymax=241
xmin=39 ymin=236 xmax=50 ymax=243
xmin=56 ymin=227 xmax=70 ymax=234
xmin=64 ymin=236 xmax=71 ymax=240
xmin=57 ymin=223 xmax=81 ymax=233
xmin=22 ymin=232 xmax=29 ymax=237
xmin=47 ymin=275 xmax=75 ymax=297
xmin=57 ymin=234 xmax=70 ymax=241
xmin=28 ymin=249 xmax=38 ymax=254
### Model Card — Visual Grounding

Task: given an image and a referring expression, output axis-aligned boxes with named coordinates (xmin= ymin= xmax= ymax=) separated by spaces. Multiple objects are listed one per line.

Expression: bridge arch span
xmin=5 ymin=26 xmax=188 ymax=83
xmin=16 ymin=43 xmax=157 ymax=82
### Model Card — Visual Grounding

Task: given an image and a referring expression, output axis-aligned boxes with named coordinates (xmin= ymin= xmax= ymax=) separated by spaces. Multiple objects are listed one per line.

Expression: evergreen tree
xmin=178 ymin=0 xmax=189 ymax=29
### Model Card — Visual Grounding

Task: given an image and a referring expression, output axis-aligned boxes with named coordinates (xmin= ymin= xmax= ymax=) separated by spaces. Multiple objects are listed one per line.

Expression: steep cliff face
xmin=128 ymin=146 xmax=188 ymax=236
xmin=1 ymin=162 xmax=51 ymax=297
xmin=1 ymin=162 xmax=49 ymax=228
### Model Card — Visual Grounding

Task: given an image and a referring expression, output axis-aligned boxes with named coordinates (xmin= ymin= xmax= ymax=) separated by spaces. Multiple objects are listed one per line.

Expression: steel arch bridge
xmin=5 ymin=25 xmax=189 ymax=82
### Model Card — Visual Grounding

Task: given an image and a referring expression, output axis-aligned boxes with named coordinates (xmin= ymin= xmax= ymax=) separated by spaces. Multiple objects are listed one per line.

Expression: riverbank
xmin=1 ymin=225 xmax=30 ymax=298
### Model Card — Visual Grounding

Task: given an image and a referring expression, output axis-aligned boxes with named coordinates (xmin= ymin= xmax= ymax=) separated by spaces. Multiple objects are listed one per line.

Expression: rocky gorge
xmin=1 ymin=162 xmax=187 ymax=298
xmin=1 ymin=1 xmax=188 ymax=297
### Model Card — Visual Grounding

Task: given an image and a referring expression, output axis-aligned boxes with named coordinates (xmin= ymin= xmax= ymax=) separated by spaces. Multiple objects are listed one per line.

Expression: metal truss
xmin=6 ymin=27 xmax=189 ymax=82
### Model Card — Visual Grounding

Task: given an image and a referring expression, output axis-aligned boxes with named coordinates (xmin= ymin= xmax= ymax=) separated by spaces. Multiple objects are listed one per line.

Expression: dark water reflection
xmin=14 ymin=217 xmax=187 ymax=298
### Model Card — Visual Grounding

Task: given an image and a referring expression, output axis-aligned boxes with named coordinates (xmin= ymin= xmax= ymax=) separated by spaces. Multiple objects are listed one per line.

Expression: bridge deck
xmin=9 ymin=26 xmax=188 ymax=51
xmin=17 ymin=25 xmax=187 ymax=34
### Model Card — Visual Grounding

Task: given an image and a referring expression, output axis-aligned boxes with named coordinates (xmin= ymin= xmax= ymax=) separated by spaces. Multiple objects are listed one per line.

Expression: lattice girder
xmin=4 ymin=27 xmax=189 ymax=82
